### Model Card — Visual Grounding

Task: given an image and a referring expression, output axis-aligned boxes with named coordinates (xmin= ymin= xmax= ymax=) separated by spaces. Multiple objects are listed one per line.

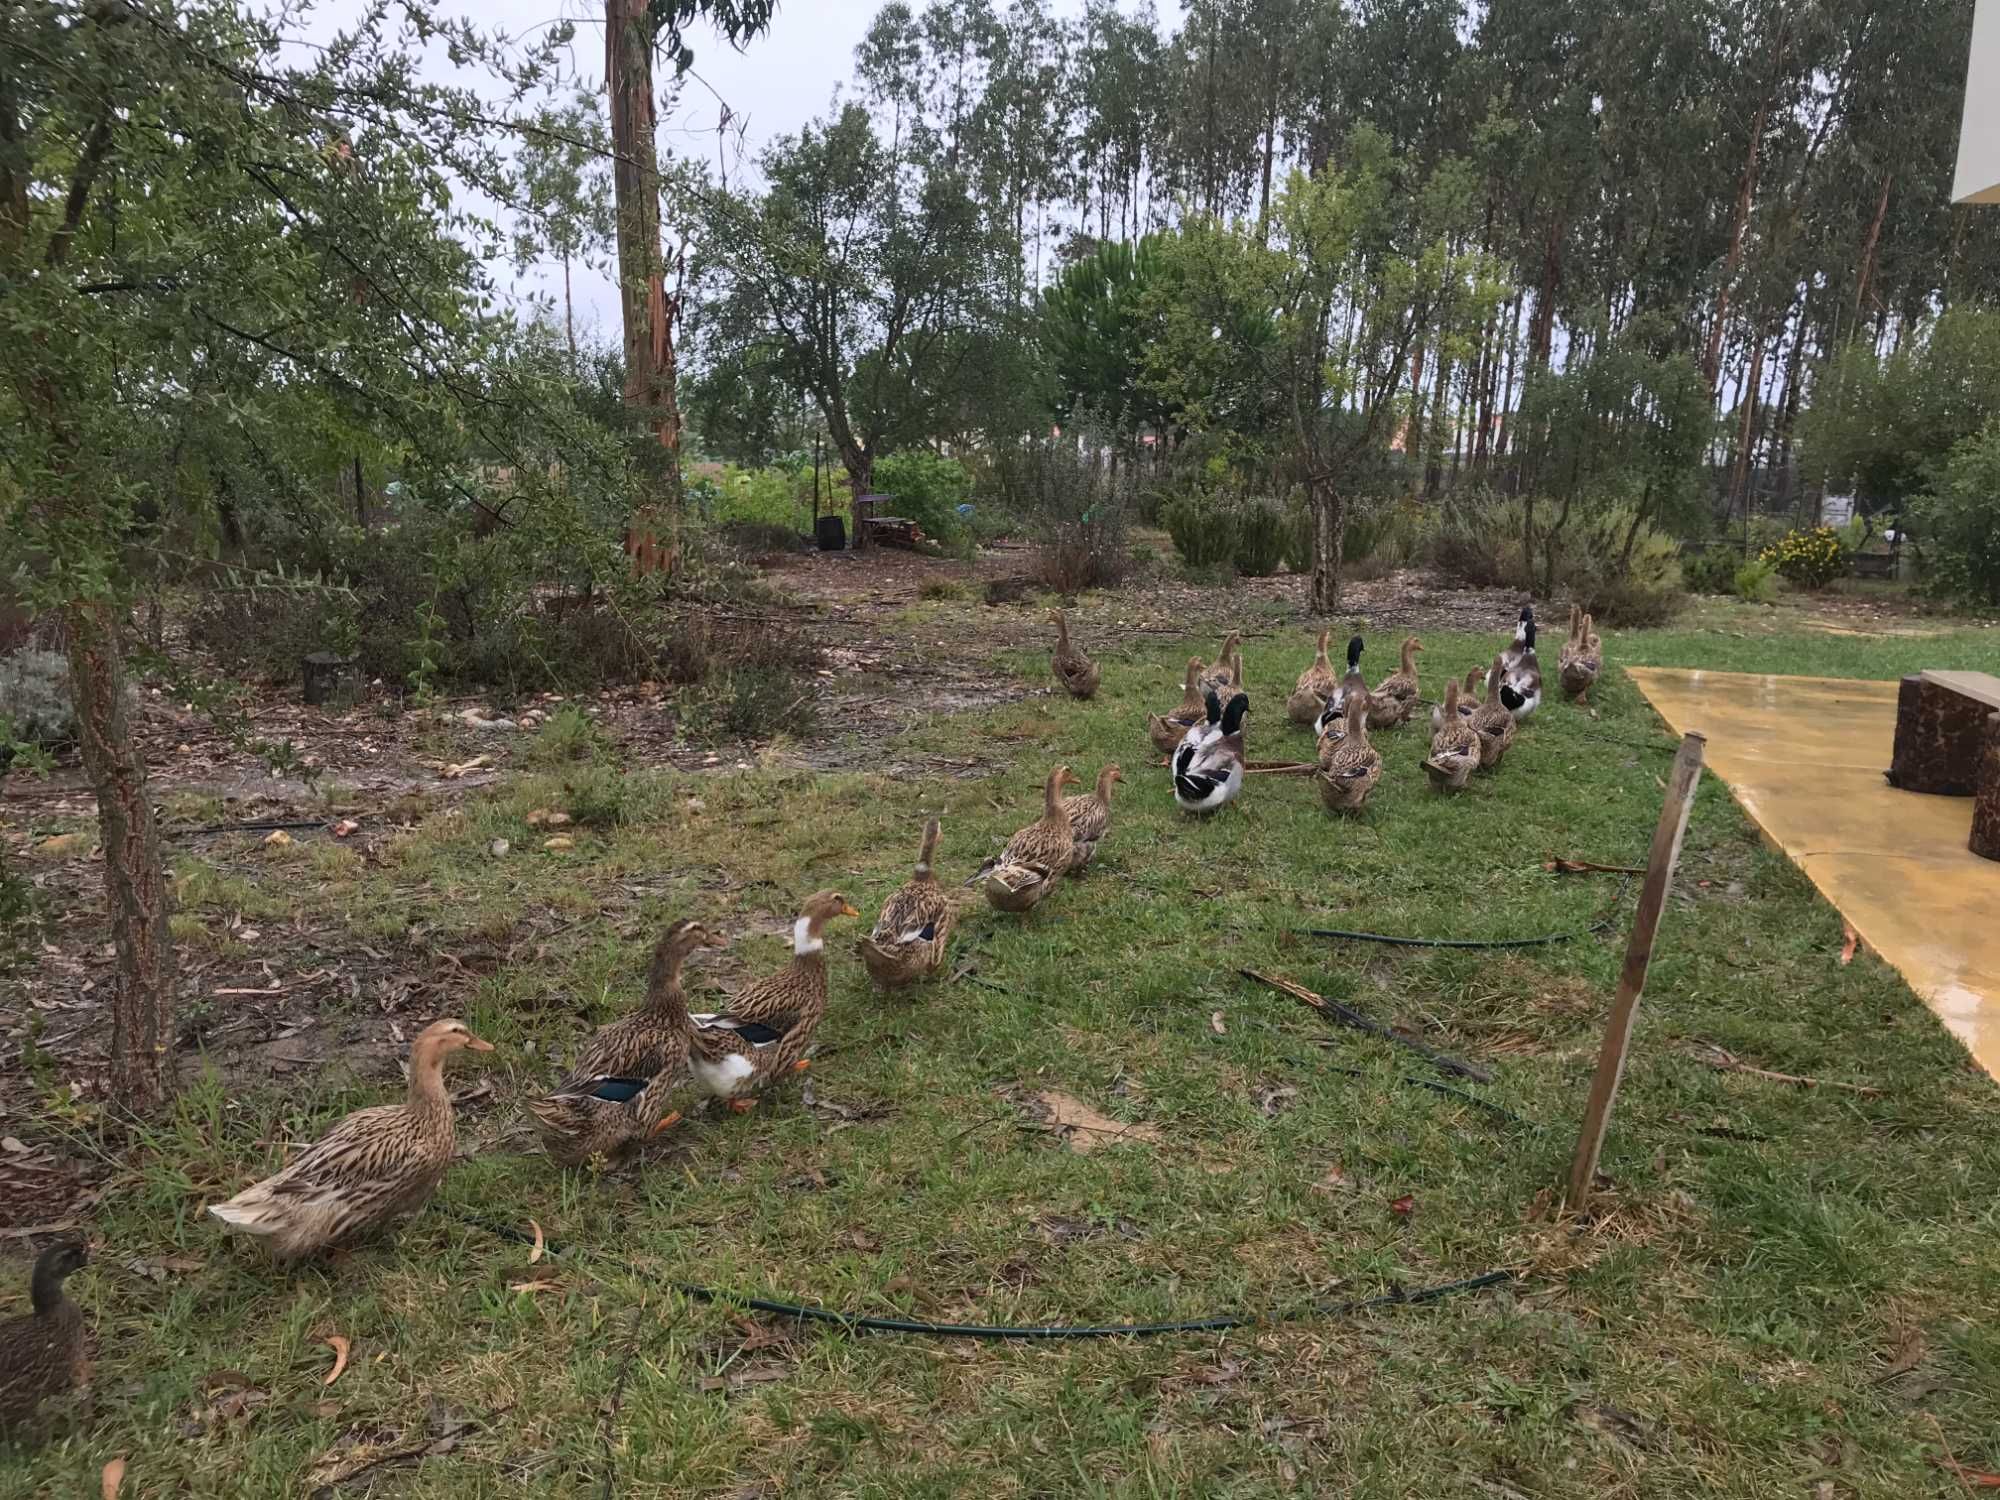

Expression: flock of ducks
xmin=0 ymin=600 xmax=1605 ymax=1435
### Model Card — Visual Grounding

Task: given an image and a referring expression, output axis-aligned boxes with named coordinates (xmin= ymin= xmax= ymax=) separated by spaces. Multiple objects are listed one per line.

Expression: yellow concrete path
xmin=1630 ymin=668 xmax=2000 ymax=1079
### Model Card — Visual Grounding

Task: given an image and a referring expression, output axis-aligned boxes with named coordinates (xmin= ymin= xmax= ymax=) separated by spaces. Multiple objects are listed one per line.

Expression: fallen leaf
xmin=101 ymin=1458 xmax=125 ymax=1500
xmin=37 ymin=832 xmax=90 ymax=857
xmin=1313 ymin=1163 xmax=1355 ymax=1194
xmin=542 ymin=835 xmax=575 ymax=852
xmin=322 ymin=1334 xmax=350 ymax=1386
xmin=331 ymin=819 xmax=360 ymax=838
xmin=541 ymin=811 xmax=572 ymax=827
xmin=1033 ymin=1089 xmax=1162 ymax=1153
xmin=528 ymin=1219 xmax=545 ymax=1265
xmin=1875 ymin=1325 xmax=1927 ymax=1383
xmin=1839 ymin=923 xmax=1859 ymax=966
xmin=311 ymin=1399 xmax=340 ymax=1420
xmin=508 ymin=1279 xmax=562 ymax=1294
xmin=1209 ymin=1010 xmax=1227 ymax=1035
xmin=262 ymin=830 xmax=293 ymax=848
xmin=1388 ymin=1194 xmax=1416 ymax=1219
xmin=697 ymin=1360 xmax=794 ymax=1393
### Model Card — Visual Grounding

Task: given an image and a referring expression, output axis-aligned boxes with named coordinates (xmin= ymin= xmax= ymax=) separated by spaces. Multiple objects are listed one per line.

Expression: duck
xmin=1049 ymin=609 xmax=1100 ymax=699
xmin=0 ymin=1243 xmax=88 ymax=1435
xmin=1468 ymin=656 xmax=1517 ymax=769
xmin=859 ymin=819 xmax=954 ymax=988
xmin=1062 ymin=764 xmax=1122 ymax=871
xmin=1366 ymin=636 xmax=1422 ymax=729
xmin=1424 ymin=679 xmax=1483 ymax=791
xmin=1317 ymin=694 xmax=1382 ymax=813
xmin=208 ymin=1019 xmax=493 ymax=1259
xmin=1286 ymin=631 xmax=1340 ymax=725
xmin=1316 ymin=683 xmax=1359 ymax=766
xmin=1500 ymin=605 xmax=1535 ymax=676
xmin=1558 ymin=606 xmax=1602 ymax=702
xmin=1314 ymin=635 xmax=1368 ymax=737
xmin=1431 ymin=665 xmax=1483 ymax=735
xmin=1198 ymin=630 xmax=1242 ymax=699
xmin=1147 ymin=657 xmax=1210 ymax=757
xmin=1173 ymin=690 xmax=1249 ymax=814
xmin=526 ymin=919 xmax=725 ymax=1163
xmin=1499 ymin=614 xmax=1542 ymax=720
xmin=689 ymin=890 xmax=856 ymax=1111
xmin=974 ymin=765 xmax=1081 ymax=911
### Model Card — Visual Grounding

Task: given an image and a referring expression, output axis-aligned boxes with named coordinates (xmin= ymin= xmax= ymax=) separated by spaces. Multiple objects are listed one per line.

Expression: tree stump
xmin=302 ymin=652 xmax=355 ymax=708
xmin=1886 ymin=673 xmax=1998 ymax=796
xmin=1972 ymin=712 xmax=2000 ymax=863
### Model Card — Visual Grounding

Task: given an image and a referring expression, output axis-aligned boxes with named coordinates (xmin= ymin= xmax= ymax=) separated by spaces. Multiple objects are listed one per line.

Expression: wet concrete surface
xmin=1631 ymin=667 xmax=2000 ymax=1079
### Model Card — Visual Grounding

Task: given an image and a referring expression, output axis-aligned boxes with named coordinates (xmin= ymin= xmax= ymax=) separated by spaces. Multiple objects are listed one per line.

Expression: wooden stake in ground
xmin=1564 ymin=731 xmax=1706 ymax=1213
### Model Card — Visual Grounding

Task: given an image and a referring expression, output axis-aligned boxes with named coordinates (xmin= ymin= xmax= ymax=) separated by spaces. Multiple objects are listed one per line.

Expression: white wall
xmin=1956 ymin=0 xmax=2000 ymax=202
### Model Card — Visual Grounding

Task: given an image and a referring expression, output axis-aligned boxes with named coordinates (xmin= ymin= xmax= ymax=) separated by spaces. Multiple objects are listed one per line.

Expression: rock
xmin=542 ymin=835 xmax=575 ymax=851
xmin=488 ymin=838 xmax=511 ymax=858
xmin=262 ymin=830 xmax=293 ymax=848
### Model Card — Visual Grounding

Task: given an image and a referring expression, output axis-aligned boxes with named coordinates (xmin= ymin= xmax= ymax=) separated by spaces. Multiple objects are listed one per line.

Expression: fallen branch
xmin=1239 ymin=968 xmax=1492 ymax=1084
xmin=1686 ymin=1042 xmax=1883 ymax=1098
xmin=1243 ymin=761 xmax=1319 ymax=776
xmin=1543 ymin=857 xmax=1645 ymax=876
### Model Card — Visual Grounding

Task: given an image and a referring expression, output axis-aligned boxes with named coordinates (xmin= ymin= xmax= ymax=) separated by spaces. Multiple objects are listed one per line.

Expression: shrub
xmin=1916 ymin=421 xmax=2000 ymax=606
xmin=1161 ymin=490 xmax=1238 ymax=570
xmin=680 ymin=666 xmax=816 ymax=743
xmin=1733 ymin=558 xmax=1779 ymax=603
xmin=1429 ymin=492 xmax=1685 ymax=625
xmin=875 ymin=452 xmax=973 ymax=555
xmin=1759 ymin=526 xmax=1851 ymax=589
xmin=1680 ymin=546 xmax=1739 ymax=596
xmin=0 ymin=650 xmax=76 ymax=749
xmin=561 ymin=763 xmax=629 ymax=828
xmin=919 ymin=579 xmax=965 ymax=602
xmin=1232 ymin=495 xmax=1289 ymax=576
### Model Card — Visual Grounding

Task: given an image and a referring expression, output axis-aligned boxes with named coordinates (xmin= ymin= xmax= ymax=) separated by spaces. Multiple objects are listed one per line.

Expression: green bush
xmin=1759 ymin=526 xmax=1851 ymax=589
xmin=875 ymin=452 xmax=973 ymax=554
xmin=1916 ymin=421 xmax=2000 ymax=606
xmin=679 ymin=666 xmax=816 ymax=743
xmin=1733 ymin=558 xmax=1779 ymax=603
xmin=1232 ymin=495 xmax=1289 ymax=576
xmin=1161 ymin=491 xmax=1239 ymax=570
xmin=528 ymin=706 xmax=601 ymax=766
xmin=1429 ymin=492 xmax=1684 ymax=625
xmin=1680 ymin=546 xmax=1739 ymax=596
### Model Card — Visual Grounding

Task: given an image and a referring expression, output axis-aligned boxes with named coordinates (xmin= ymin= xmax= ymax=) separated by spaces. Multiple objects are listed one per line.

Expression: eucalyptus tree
xmin=512 ymin=95 xmax=614 ymax=371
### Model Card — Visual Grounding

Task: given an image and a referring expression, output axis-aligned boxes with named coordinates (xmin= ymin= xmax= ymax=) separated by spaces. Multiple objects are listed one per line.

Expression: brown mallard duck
xmin=1286 ymin=630 xmax=1340 ymax=725
xmin=1559 ymin=606 xmax=1602 ymax=701
xmin=1469 ymin=655 xmax=1517 ymax=769
xmin=1062 ymin=764 xmax=1122 ymax=871
xmin=1366 ymin=635 xmax=1422 ymax=729
xmin=1049 ymin=609 xmax=1101 ymax=699
xmin=1198 ymin=630 xmax=1242 ymax=699
xmin=526 ymin=920 xmax=726 ymax=1164
xmin=690 ymin=890 xmax=856 ymax=1112
xmin=0 ymin=1242 xmax=88 ymax=1435
xmin=1431 ymin=665 xmax=1483 ymax=735
xmin=209 ymin=1019 xmax=493 ymax=1259
xmin=1424 ymin=679 xmax=1483 ymax=791
xmin=859 ymin=820 xmax=954 ymax=988
xmin=1148 ymin=657 xmax=1209 ymax=756
xmin=1317 ymin=694 xmax=1382 ymax=813
xmin=974 ymin=764 xmax=1080 ymax=911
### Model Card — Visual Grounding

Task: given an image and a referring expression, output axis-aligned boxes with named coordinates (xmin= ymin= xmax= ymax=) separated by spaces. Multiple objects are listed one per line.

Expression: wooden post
xmin=1564 ymin=731 xmax=1707 ymax=1213
xmin=1971 ymin=712 xmax=2000 ymax=862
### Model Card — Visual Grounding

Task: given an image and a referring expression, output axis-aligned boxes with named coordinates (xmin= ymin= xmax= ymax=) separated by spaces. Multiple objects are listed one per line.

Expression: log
xmin=1886 ymin=672 xmax=1996 ymax=796
xmin=1972 ymin=712 xmax=2000 ymax=863
xmin=302 ymin=651 xmax=355 ymax=708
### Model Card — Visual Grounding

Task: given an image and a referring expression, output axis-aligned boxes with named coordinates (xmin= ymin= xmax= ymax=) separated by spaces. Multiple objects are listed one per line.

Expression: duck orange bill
xmin=840 ymin=904 xmax=860 ymax=918
xmin=650 ymin=1111 xmax=683 ymax=1136
xmin=465 ymin=1035 xmax=496 ymax=1052
xmin=792 ymin=1058 xmax=811 ymax=1073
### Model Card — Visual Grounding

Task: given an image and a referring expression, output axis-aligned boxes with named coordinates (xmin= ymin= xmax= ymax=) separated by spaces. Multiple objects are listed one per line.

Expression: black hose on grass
xmin=445 ymin=1210 xmax=1512 ymax=1339
xmin=1299 ymin=875 xmax=1632 ymax=951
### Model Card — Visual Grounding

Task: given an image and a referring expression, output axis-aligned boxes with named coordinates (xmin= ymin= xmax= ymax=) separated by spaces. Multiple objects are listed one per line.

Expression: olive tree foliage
xmin=0 ymin=0 xmax=638 ymax=1106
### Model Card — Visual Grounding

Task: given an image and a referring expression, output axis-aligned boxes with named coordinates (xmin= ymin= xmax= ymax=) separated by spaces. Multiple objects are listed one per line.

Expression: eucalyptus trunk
xmin=65 ymin=599 xmax=176 ymax=1108
xmin=1309 ymin=479 xmax=1344 ymax=613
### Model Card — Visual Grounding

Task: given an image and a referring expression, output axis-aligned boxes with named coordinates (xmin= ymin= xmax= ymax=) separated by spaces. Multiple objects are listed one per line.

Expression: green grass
xmin=6 ymin=617 xmax=2000 ymax=1495
xmin=1621 ymin=594 xmax=2000 ymax=678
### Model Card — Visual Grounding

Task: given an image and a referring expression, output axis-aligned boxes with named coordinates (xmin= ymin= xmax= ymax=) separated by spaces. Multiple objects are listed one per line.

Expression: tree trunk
xmin=605 ymin=0 xmax=681 ymax=505
xmin=1853 ymin=170 xmax=1891 ymax=326
xmin=1704 ymin=22 xmax=1788 ymax=394
xmin=563 ymin=250 xmax=577 ymax=374
xmin=65 ymin=599 xmax=176 ymax=1108
xmin=1309 ymin=480 xmax=1344 ymax=614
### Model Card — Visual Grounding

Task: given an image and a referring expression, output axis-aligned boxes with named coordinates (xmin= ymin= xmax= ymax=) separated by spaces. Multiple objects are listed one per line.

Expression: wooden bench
xmin=1888 ymin=670 xmax=2000 ymax=797
xmin=1851 ymin=550 xmax=1898 ymax=580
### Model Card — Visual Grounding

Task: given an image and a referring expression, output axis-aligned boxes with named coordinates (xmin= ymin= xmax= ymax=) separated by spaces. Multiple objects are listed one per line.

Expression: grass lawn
xmin=6 ymin=607 xmax=2000 ymax=1497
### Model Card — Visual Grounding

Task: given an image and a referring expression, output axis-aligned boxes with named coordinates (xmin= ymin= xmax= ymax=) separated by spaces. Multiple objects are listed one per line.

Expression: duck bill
xmin=840 ymin=903 xmax=860 ymax=918
xmin=465 ymin=1035 xmax=496 ymax=1053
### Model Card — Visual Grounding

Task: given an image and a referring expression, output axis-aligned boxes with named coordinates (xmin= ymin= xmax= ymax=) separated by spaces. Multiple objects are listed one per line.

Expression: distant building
xmin=1956 ymin=0 xmax=2000 ymax=202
